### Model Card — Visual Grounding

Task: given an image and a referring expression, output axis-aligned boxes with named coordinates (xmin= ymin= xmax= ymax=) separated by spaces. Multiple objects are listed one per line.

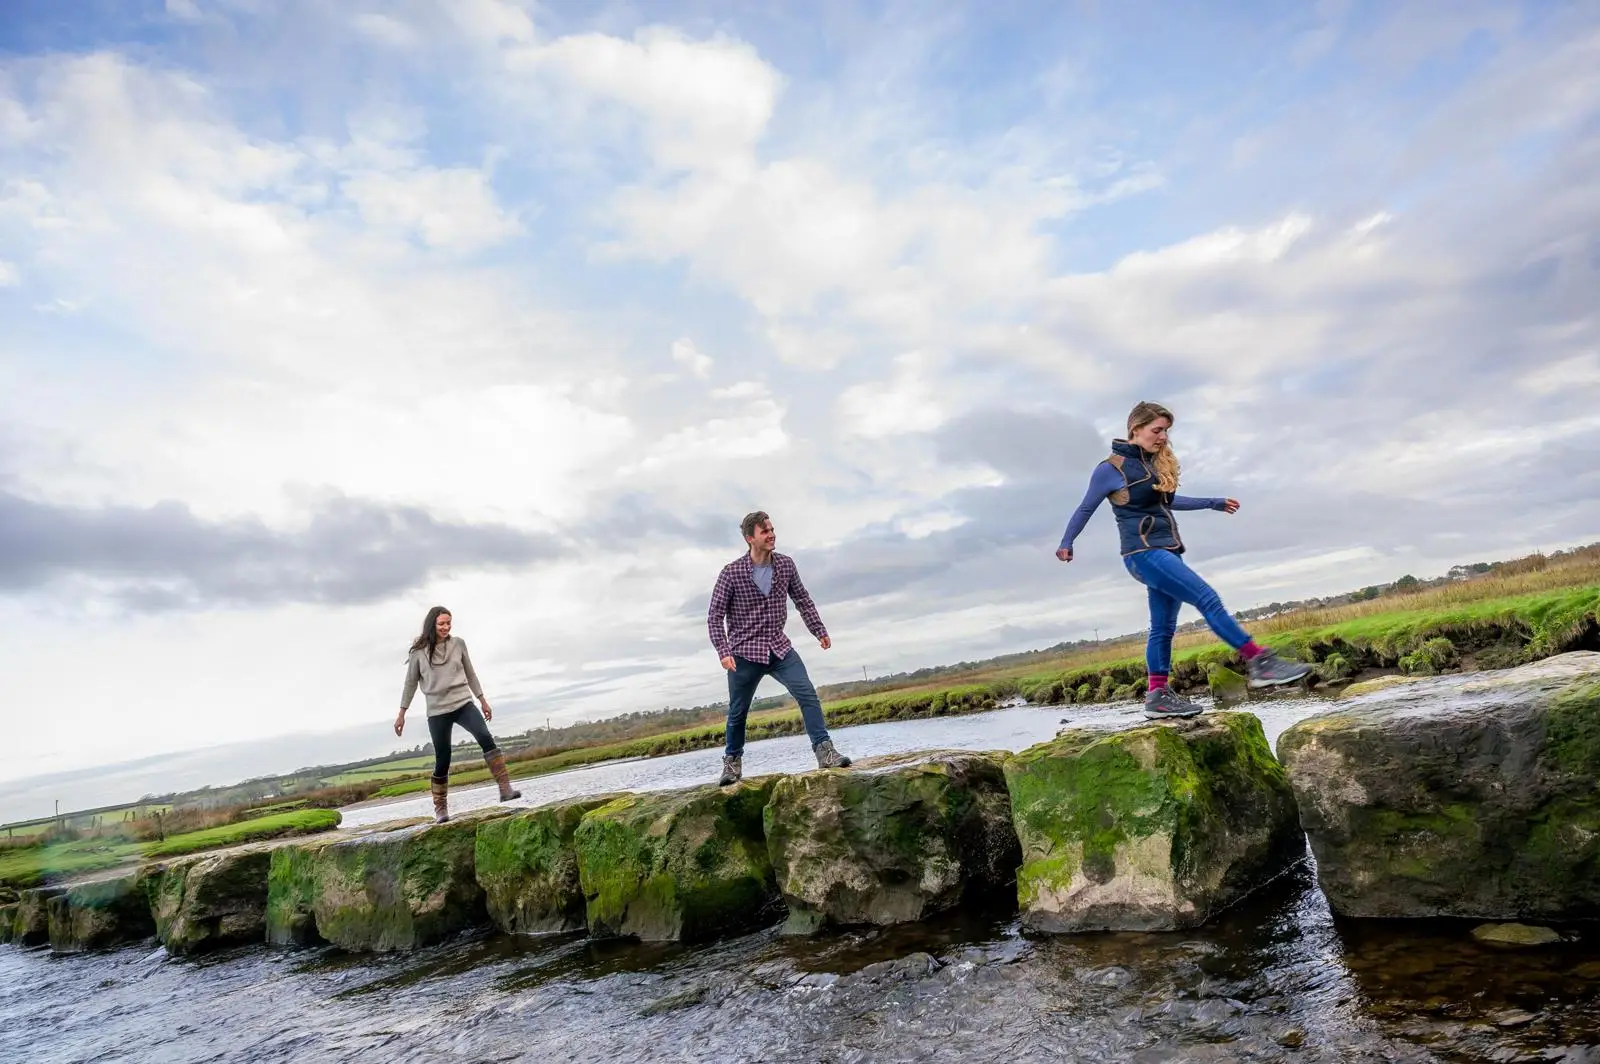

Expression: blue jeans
xmin=724 ymin=649 xmax=831 ymax=757
xmin=1124 ymin=549 xmax=1254 ymax=676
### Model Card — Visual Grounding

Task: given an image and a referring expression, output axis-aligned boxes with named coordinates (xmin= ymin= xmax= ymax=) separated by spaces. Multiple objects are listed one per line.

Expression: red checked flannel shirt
xmin=707 ymin=551 xmax=828 ymax=664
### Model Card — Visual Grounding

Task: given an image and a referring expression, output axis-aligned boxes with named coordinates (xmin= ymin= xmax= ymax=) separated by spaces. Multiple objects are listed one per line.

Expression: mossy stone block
xmin=1006 ymin=712 xmax=1302 ymax=932
xmin=765 ymin=751 xmax=1020 ymax=931
xmin=575 ymin=778 xmax=780 ymax=943
xmin=476 ymin=794 xmax=625 ymax=934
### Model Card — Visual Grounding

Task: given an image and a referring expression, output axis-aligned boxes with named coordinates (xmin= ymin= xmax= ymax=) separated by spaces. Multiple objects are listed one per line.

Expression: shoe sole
xmin=1248 ymin=670 xmax=1312 ymax=689
xmin=1143 ymin=708 xmax=1204 ymax=720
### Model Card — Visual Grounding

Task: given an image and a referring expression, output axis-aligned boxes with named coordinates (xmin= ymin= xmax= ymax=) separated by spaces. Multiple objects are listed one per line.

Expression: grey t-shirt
xmin=751 ymin=562 xmax=773 ymax=596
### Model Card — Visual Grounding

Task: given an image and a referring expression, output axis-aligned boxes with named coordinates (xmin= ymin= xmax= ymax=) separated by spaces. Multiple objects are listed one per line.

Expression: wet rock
xmin=11 ymin=887 xmax=63 ymax=946
xmin=1077 ymin=965 xmax=1135 ymax=987
xmin=475 ymin=794 xmax=624 ymax=934
xmin=642 ymin=984 xmax=711 ymax=1015
xmin=1472 ymin=922 xmax=1562 ymax=947
xmin=1207 ymin=665 xmax=1248 ymax=704
xmin=765 ymin=751 xmax=1020 ymax=931
xmin=1492 ymin=1008 xmax=1539 ymax=1028
xmin=47 ymin=870 xmax=155 ymax=953
xmin=575 ymin=778 xmax=780 ymax=943
xmin=308 ymin=809 xmax=510 ymax=952
xmin=1005 ymin=712 xmax=1303 ymax=932
xmin=1273 ymin=1026 xmax=1306 ymax=1048
xmin=844 ymin=952 xmax=942 ymax=985
xmin=146 ymin=844 xmax=274 ymax=955
xmin=1278 ymin=652 xmax=1600 ymax=919
xmin=265 ymin=833 xmax=345 ymax=945
xmin=1337 ymin=674 xmax=1427 ymax=699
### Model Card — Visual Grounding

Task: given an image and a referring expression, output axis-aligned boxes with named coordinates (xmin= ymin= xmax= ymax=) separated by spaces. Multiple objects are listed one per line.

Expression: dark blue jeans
xmin=1125 ymin=549 xmax=1254 ymax=676
xmin=427 ymin=701 xmax=497 ymax=778
xmin=724 ymin=649 xmax=831 ymax=758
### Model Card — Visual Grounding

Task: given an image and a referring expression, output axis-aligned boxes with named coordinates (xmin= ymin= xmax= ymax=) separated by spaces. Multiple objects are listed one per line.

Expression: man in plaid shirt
xmin=708 ymin=510 xmax=853 ymax=785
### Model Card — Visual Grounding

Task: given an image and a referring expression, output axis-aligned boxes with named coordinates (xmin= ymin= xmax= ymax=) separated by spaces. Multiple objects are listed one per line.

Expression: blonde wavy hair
xmin=1128 ymin=401 xmax=1180 ymax=493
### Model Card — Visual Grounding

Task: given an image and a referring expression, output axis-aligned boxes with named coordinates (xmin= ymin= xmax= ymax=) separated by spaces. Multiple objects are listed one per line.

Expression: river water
xmin=6 ymin=698 xmax=1600 ymax=1063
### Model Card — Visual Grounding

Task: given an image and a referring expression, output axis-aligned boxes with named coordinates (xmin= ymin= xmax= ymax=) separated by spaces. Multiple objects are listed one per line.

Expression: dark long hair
xmin=408 ymin=606 xmax=451 ymax=661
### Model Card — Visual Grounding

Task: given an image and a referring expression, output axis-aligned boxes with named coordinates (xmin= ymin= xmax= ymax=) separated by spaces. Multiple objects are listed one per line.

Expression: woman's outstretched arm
xmin=1058 ymin=462 xmax=1123 ymax=555
xmin=1170 ymin=494 xmax=1239 ymax=513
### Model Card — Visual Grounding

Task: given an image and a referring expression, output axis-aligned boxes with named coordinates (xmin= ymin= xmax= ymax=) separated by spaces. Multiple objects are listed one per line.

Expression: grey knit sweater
xmin=400 ymin=637 xmax=486 ymax=717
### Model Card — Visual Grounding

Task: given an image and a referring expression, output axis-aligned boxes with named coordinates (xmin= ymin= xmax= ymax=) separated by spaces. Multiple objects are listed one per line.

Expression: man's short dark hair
xmin=740 ymin=511 xmax=770 ymax=540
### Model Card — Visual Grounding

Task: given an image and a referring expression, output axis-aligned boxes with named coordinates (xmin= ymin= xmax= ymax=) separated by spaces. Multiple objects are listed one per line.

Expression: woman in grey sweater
xmin=395 ymin=606 xmax=521 ymax=822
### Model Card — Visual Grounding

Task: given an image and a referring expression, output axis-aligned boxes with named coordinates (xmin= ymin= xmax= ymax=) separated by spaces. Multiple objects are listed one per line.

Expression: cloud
xmin=0 ymin=260 xmax=16 ymax=286
xmin=670 ymin=337 xmax=712 ymax=378
xmin=0 ymin=487 xmax=564 ymax=609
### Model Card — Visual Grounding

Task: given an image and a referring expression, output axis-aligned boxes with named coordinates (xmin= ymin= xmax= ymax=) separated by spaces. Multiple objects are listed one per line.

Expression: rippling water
xmin=8 ymin=699 xmax=1600 ymax=1063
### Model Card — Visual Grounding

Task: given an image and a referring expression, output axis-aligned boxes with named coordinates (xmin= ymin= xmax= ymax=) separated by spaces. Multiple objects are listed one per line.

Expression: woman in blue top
xmin=1057 ymin=400 xmax=1311 ymax=718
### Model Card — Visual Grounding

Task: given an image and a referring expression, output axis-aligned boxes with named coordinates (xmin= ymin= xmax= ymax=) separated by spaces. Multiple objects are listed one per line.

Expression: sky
xmin=3 ymin=0 xmax=1599 ymax=820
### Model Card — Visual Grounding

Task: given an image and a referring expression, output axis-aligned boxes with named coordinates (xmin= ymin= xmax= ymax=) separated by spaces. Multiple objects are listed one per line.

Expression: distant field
xmin=319 ymin=755 xmax=437 ymax=786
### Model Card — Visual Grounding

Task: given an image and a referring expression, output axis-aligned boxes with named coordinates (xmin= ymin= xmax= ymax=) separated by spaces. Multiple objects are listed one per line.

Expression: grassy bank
xmin=0 ymin=809 xmax=341 ymax=890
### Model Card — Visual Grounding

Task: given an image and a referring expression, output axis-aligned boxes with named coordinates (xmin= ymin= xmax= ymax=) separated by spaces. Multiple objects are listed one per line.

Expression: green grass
xmin=0 ymin=809 xmax=343 ymax=888
xmin=141 ymin=809 xmax=340 ymax=858
xmin=319 ymin=755 xmax=438 ymax=786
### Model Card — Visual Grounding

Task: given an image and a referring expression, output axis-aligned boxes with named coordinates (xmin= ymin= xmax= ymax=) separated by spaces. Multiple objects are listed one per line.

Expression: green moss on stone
xmin=1004 ymin=712 xmax=1301 ymax=932
xmin=576 ymin=779 xmax=779 ymax=943
xmin=146 ymin=846 xmax=273 ymax=955
xmin=475 ymin=794 xmax=623 ymax=934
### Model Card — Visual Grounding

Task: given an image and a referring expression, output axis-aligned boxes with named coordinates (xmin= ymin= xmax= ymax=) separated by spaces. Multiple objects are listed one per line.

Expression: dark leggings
xmin=427 ymin=701 xmax=498 ymax=778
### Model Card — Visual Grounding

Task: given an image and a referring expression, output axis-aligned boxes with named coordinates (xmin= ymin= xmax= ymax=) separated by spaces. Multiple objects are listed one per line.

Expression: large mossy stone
xmin=1005 ymin=711 xmax=1303 ymax=933
xmin=0 ymin=903 xmax=15 ymax=945
xmin=476 ymin=794 xmax=624 ymax=934
xmin=308 ymin=809 xmax=510 ymax=952
xmin=46 ymin=870 xmax=155 ymax=953
xmin=764 ymin=751 xmax=1020 ymax=932
xmin=12 ymin=887 xmax=63 ymax=946
xmin=146 ymin=844 xmax=274 ymax=955
xmin=575 ymin=778 xmax=780 ymax=943
xmin=265 ymin=834 xmax=346 ymax=946
xmin=1277 ymin=651 xmax=1600 ymax=920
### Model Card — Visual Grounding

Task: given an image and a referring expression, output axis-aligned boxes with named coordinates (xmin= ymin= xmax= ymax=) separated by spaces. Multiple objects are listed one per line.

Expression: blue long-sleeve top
xmin=1057 ymin=463 xmax=1228 ymax=552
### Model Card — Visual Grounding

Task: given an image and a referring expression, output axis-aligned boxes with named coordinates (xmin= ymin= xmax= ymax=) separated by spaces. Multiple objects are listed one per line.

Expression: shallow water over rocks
xmin=9 ymin=698 xmax=1600 ymax=1062
xmin=7 ymin=861 xmax=1600 ymax=1063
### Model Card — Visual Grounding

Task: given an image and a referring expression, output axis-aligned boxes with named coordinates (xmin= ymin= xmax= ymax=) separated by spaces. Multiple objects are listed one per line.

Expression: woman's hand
xmin=481 ymin=699 xmax=493 ymax=722
xmin=1221 ymin=498 xmax=1241 ymax=514
xmin=394 ymin=709 xmax=406 ymax=737
xmin=1056 ymin=548 xmax=1074 ymax=562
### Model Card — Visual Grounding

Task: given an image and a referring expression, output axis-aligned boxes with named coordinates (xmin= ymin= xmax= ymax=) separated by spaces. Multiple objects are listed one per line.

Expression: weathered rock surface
xmin=1277 ymin=652 xmax=1600 ymax=919
xmin=306 ymin=810 xmax=510 ymax=952
xmin=147 ymin=844 xmax=274 ymax=955
xmin=764 ymin=751 xmax=1020 ymax=932
xmin=1005 ymin=712 xmax=1303 ymax=932
xmin=265 ymin=833 xmax=347 ymax=946
xmin=11 ymin=887 xmax=63 ymax=946
xmin=476 ymin=794 xmax=623 ymax=934
xmin=575 ymin=778 xmax=780 ymax=942
xmin=1472 ymin=922 xmax=1561 ymax=947
xmin=0 ymin=903 xmax=15 ymax=945
xmin=47 ymin=870 xmax=154 ymax=953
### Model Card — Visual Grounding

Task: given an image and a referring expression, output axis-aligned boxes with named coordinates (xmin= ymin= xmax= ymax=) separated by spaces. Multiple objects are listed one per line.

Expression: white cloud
xmin=342 ymin=165 xmax=522 ymax=252
xmin=836 ymin=352 xmax=948 ymax=438
xmin=0 ymin=260 xmax=17 ymax=286
xmin=670 ymin=337 xmax=713 ymax=378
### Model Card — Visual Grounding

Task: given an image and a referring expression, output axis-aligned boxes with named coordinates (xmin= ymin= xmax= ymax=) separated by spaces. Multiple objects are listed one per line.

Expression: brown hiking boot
xmin=813 ymin=739 xmax=852 ymax=769
xmin=430 ymin=775 xmax=450 ymax=824
xmin=484 ymin=748 xmax=521 ymax=801
xmin=718 ymin=754 xmax=742 ymax=787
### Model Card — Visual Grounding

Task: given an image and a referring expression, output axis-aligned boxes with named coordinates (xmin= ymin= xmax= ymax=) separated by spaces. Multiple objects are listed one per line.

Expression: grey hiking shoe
xmin=1248 ymin=649 xmax=1312 ymax=688
xmin=813 ymin=739 xmax=852 ymax=769
xmin=1143 ymin=687 xmax=1203 ymax=720
xmin=718 ymin=754 xmax=742 ymax=787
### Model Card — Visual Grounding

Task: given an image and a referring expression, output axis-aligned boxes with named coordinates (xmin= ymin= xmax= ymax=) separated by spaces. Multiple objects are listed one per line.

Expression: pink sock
xmin=1148 ymin=674 xmax=1169 ymax=690
xmin=1240 ymin=641 xmax=1264 ymax=660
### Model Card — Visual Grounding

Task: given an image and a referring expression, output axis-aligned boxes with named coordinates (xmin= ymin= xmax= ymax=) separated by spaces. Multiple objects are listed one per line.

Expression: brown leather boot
xmin=484 ymin=748 xmax=521 ymax=801
xmin=430 ymin=775 xmax=450 ymax=824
